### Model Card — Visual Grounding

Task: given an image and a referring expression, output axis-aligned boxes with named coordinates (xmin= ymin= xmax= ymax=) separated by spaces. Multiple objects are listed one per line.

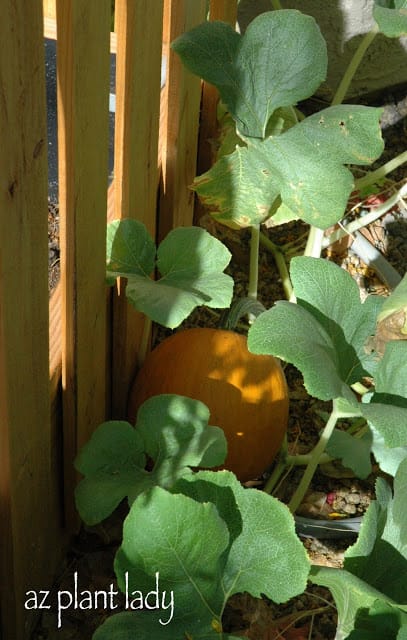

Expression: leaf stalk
xmin=331 ymin=26 xmax=379 ymax=106
xmin=288 ymin=401 xmax=340 ymax=513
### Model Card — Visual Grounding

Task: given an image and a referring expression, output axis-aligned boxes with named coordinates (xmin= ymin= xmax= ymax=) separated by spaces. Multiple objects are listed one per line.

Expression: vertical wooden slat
xmin=56 ymin=0 xmax=111 ymax=525
xmin=0 ymin=1 xmax=61 ymax=637
xmin=158 ymin=0 xmax=208 ymax=240
xmin=196 ymin=1 xmax=238 ymax=184
xmin=111 ymin=0 xmax=164 ymax=418
xmin=43 ymin=0 xmax=56 ymax=20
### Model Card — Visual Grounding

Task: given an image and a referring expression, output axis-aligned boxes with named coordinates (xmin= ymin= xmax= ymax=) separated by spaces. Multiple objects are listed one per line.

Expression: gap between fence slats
xmin=0 ymin=2 xmax=62 ymax=637
xmin=56 ymin=0 xmax=111 ymax=527
xmin=43 ymin=15 xmax=118 ymax=54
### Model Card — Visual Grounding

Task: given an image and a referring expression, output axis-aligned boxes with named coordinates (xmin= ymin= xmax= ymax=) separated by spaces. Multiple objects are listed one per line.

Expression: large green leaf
xmin=248 ymin=257 xmax=382 ymax=401
xmin=371 ymin=424 xmax=407 ymax=476
xmin=326 ymin=429 xmax=373 ymax=479
xmin=373 ymin=1 xmax=407 ymax=37
xmin=248 ymin=299 xmax=353 ymax=401
xmin=360 ymin=342 xmax=407 ymax=447
xmin=247 ymin=257 xmax=407 ymax=452
xmin=107 ymin=220 xmax=233 ymax=328
xmin=373 ymin=341 xmax=407 ymax=400
xmin=175 ymin=471 xmax=310 ymax=604
xmin=74 ymin=420 xmax=146 ymax=526
xmin=114 ymin=487 xmax=229 ymax=637
xmin=193 ymin=106 xmax=384 ymax=228
xmin=74 ymin=395 xmax=226 ymax=525
xmin=93 ymin=611 xmax=242 ymax=640
xmin=291 ymin=257 xmax=382 ymax=381
xmin=107 ymin=472 xmax=309 ymax=638
xmin=310 ymin=567 xmax=406 ymax=640
xmin=172 ymin=10 xmax=327 ymax=138
xmin=344 ymin=459 xmax=407 ymax=603
xmin=134 ymin=394 xmax=227 ymax=489
xmin=346 ymin=600 xmax=407 ymax=639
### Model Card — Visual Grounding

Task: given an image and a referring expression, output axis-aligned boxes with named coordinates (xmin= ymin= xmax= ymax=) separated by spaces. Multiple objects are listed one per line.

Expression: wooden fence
xmin=0 ymin=1 xmax=237 ymax=637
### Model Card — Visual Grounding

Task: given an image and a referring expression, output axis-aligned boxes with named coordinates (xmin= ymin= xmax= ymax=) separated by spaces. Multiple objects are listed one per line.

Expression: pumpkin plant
xmin=172 ymin=2 xmax=407 ymax=294
xmin=106 ymin=218 xmax=234 ymax=330
xmin=75 ymin=395 xmax=310 ymax=639
xmin=72 ymin=3 xmax=407 ymax=638
xmin=248 ymin=256 xmax=407 ymax=511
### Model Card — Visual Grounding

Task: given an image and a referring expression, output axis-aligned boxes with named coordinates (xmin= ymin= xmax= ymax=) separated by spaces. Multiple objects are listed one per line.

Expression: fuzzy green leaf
xmin=373 ymin=341 xmax=407 ymax=400
xmin=371 ymin=424 xmax=407 ymax=476
xmin=345 ymin=600 xmax=407 ymax=639
xmin=373 ymin=1 xmax=407 ymax=37
xmin=106 ymin=218 xmax=156 ymax=277
xmin=248 ymin=300 xmax=353 ymax=401
xmin=310 ymin=567 xmax=407 ymax=640
xmin=172 ymin=10 xmax=327 ymax=138
xmin=291 ymin=256 xmax=382 ymax=380
xmin=93 ymin=611 xmax=242 ymax=640
xmin=109 ymin=472 xmax=309 ymax=638
xmin=133 ymin=394 xmax=227 ymax=491
xmin=193 ymin=106 xmax=384 ymax=229
xmin=344 ymin=459 xmax=407 ymax=602
xmin=248 ymin=257 xmax=381 ymax=401
xmin=326 ymin=429 xmax=373 ymax=479
xmin=74 ymin=395 xmax=226 ymax=525
xmin=360 ymin=403 xmax=407 ymax=449
xmin=74 ymin=421 xmax=146 ymax=526
xmin=175 ymin=471 xmax=310 ymax=603
xmin=114 ymin=487 xmax=229 ymax=637
xmin=107 ymin=220 xmax=233 ymax=328
xmin=310 ymin=462 xmax=407 ymax=637
xmin=360 ymin=342 xmax=407 ymax=447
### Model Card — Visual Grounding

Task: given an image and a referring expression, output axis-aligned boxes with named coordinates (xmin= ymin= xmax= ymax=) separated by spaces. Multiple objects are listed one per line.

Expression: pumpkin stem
xmin=248 ymin=224 xmax=260 ymax=305
xmin=259 ymin=232 xmax=294 ymax=300
xmin=263 ymin=433 xmax=289 ymax=494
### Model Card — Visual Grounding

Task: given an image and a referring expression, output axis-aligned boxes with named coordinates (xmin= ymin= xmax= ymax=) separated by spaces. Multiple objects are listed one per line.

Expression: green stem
xmin=331 ymin=26 xmax=379 ymax=106
xmin=286 ymin=452 xmax=332 ymax=466
xmin=248 ymin=224 xmax=260 ymax=300
xmin=280 ymin=231 xmax=308 ymax=254
xmin=259 ymin=232 xmax=293 ymax=300
xmin=355 ymin=150 xmax=407 ymax=191
xmin=264 ymin=434 xmax=289 ymax=494
xmin=322 ymin=182 xmax=407 ymax=248
xmin=304 ymin=225 xmax=324 ymax=258
xmin=288 ymin=401 xmax=339 ymax=514
xmin=270 ymin=0 xmax=283 ymax=9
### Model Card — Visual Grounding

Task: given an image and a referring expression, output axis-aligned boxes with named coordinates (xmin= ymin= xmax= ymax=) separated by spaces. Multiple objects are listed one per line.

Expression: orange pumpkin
xmin=128 ymin=328 xmax=289 ymax=481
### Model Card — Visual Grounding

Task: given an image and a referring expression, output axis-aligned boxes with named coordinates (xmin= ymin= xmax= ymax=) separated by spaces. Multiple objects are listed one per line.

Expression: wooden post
xmin=56 ymin=0 xmax=111 ymax=525
xmin=110 ymin=0 xmax=164 ymax=418
xmin=158 ymin=0 xmax=208 ymax=239
xmin=0 ymin=1 xmax=62 ymax=637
